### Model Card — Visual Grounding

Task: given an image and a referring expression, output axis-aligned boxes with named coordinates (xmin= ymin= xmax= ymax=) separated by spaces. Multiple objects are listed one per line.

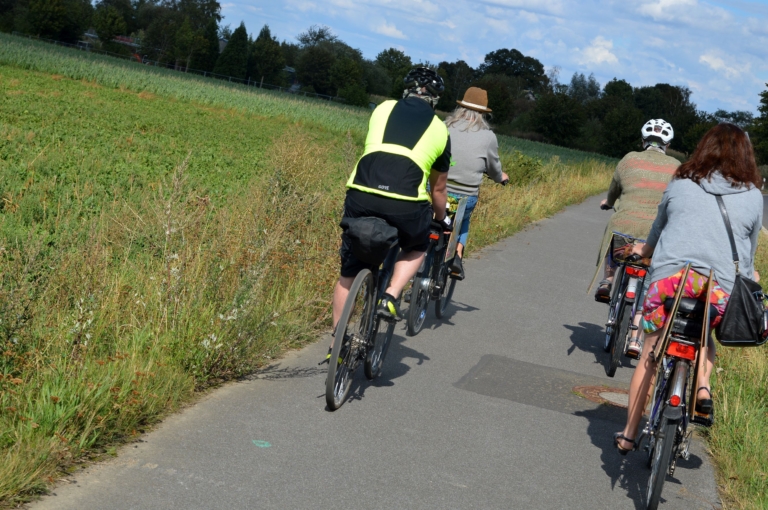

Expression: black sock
xmin=383 ymin=292 xmax=397 ymax=302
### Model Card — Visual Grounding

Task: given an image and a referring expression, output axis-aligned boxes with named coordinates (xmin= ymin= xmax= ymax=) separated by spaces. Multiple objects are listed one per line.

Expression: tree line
xmin=1 ymin=2 xmax=766 ymax=163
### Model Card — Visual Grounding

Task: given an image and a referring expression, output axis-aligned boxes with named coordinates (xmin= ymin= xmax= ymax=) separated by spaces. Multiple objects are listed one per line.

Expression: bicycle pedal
xmin=629 ymin=325 xmax=639 ymax=330
xmin=692 ymin=411 xmax=714 ymax=428
xmin=595 ymin=295 xmax=610 ymax=304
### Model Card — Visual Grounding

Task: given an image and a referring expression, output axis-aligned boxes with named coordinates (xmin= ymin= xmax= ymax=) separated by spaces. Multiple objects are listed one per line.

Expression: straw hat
xmin=457 ymin=87 xmax=492 ymax=113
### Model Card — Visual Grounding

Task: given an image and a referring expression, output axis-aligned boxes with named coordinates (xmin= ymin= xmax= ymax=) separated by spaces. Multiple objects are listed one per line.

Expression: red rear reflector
xmin=666 ymin=340 xmax=696 ymax=361
xmin=669 ymin=395 xmax=681 ymax=407
xmin=625 ymin=266 xmax=647 ymax=277
xmin=626 ymin=291 xmax=636 ymax=299
xmin=429 ymin=233 xmax=439 ymax=240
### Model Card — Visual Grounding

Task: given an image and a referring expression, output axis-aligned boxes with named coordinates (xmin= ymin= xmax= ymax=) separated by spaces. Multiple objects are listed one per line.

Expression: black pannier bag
xmin=340 ymin=216 xmax=398 ymax=267
xmin=714 ymin=195 xmax=768 ymax=347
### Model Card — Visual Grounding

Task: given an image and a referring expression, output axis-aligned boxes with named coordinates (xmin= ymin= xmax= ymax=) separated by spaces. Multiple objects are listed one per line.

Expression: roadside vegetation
xmin=0 ymin=37 xmax=614 ymax=504
xmin=708 ymin=235 xmax=768 ymax=509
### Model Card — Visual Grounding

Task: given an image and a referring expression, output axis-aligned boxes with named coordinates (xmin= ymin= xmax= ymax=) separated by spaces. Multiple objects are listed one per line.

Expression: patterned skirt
xmin=642 ymin=268 xmax=729 ymax=334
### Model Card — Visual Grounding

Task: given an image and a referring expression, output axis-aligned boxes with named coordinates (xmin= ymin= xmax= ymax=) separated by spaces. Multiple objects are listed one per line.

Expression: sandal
xmin=696 ymin=387 xmax=713 ymax=414
xmin=625 ymin=337 xmax=642 ymax=360
xmin=595 ymin=279 xmax=612 ymax=302
xmin=614 ymin=432 xmax=637 ymax=455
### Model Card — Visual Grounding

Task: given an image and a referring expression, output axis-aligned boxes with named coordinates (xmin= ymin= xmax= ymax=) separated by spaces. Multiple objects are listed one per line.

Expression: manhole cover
xmin=573 ymin=385 xmax=629 ymax=409
xmin=599 ymin=391 xmax=629 ymax=407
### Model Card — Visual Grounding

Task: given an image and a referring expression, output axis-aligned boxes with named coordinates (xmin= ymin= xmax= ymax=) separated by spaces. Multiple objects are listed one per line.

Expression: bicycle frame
xmin=641 ymin=265 xmax=714 ymax=507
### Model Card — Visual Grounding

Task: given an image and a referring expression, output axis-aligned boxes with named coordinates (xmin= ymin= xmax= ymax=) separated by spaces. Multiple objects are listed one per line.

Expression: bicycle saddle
xmin=663 ymin=298 xmax=718 ymax=318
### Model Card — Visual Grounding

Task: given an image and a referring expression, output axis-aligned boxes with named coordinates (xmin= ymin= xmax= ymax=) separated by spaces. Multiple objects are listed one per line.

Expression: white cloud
xmin=578 ymin=36 xmax=619 ymax=65
xmin=637 ymin=0 xmax=697 ymax=21
xmin=372 ymin=21 xmax=408 ymax=40
xmin=480 ymin=0 xmax=564 ymax=16
xmin=699 ymin=52 xmax=750 ymax=79
xmin=486 ymin=17 xmax=510 ymax=33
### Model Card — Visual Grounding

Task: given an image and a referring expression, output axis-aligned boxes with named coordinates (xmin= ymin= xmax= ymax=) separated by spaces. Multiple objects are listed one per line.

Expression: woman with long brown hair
xmin=614 ymin=123 xmax=763 ymax=453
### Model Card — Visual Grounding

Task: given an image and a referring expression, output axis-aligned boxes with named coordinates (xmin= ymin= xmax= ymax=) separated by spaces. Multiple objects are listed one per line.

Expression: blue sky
xmin=222 ymin=0 xmax=768 ymax=113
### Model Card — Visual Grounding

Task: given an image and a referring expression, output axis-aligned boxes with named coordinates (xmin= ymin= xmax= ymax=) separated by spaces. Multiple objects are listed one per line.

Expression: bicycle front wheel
xmin=607 ymin=302 xmax=632 ymax=377
xmin=326 ymin=269 xmax=374 ymax=410
xmin=435 ymin=264 xmax=457 ymax=319
xmin=364 ymin=317 xmax=394 ymax=380
xmin=407 ymin=276 xmax=430 ymax=336
xmin=646 ymin=416 xmax=677 ymax=510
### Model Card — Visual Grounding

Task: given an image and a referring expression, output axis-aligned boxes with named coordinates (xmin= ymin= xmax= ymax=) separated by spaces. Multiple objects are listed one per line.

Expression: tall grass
xmin=0 ymin=133 xmax=347 ymax=502
xmin=707 ymin=234 xmax=768 ymax=509
xmin=0 ymin=49 xmax=615 ymax=504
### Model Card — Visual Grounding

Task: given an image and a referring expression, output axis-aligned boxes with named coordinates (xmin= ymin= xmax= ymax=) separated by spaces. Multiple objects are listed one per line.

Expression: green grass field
xmin=1 ymin=32 xmax=765 ymax=509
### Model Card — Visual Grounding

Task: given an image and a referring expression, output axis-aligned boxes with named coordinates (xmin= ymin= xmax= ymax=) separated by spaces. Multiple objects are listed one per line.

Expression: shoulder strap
xmin=715 ymin=194 xmax=740 ymax=272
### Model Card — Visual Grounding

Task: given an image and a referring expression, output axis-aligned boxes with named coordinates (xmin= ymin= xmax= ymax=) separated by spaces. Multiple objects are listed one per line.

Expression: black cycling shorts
xmin=339 ymin=189 xmax=432 ymax=277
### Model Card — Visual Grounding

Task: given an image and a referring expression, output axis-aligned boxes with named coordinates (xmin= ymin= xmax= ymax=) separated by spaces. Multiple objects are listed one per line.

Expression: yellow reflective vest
xmin=347 ymin=98 xmax=450 ymax=201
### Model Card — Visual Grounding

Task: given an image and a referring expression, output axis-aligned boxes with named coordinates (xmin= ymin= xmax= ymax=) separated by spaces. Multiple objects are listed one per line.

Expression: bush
xmin=339 ymin=83 xmax=369 ymax=107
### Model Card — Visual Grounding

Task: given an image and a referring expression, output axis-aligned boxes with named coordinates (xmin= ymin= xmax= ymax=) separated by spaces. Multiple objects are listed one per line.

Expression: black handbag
xmin=713 ymin=195 xmax=768 ymax=347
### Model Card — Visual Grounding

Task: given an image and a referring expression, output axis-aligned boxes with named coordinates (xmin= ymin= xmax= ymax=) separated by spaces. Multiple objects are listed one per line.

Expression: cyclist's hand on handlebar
xmin=432 ymin=215 xmax=453 ymax=232
xmin=599 ymin=199 xmax=613 ymax=210
xmin=500 ymin=172 xmax=509 ymax=186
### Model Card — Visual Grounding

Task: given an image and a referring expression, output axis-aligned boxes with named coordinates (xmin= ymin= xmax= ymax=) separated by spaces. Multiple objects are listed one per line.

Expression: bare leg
xmin=385 ymin=250 xmax=426 ymax=299
xmin=332 ymin=276 xmax=354 ymax=330
xmin=456 ymin=242 xmax=464 ymax=258
xmin=619 ymin=330 xmax=661 ymax=448
xmin=696 ymin=339 xmax=716 ymax=399
xmin=603 ymin=258 xmax=615 ymax=282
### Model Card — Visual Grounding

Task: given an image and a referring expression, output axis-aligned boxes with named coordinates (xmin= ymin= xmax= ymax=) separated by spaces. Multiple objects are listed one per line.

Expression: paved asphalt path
xmin=33 ymin=195 xmax=720 ymax=510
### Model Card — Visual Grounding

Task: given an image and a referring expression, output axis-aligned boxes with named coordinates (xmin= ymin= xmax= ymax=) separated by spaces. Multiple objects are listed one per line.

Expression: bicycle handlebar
xmin=600 ymin=203 xmax=614 ymax=211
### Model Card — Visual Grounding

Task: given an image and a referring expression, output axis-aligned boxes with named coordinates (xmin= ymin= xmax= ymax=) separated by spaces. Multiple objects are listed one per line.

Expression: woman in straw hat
xmin=443 ymin=87 xmax=508 ymax=279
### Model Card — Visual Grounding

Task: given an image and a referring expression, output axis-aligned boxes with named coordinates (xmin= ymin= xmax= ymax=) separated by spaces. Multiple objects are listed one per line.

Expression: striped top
xmin=590 ymin=149 xmax=680 ymax=290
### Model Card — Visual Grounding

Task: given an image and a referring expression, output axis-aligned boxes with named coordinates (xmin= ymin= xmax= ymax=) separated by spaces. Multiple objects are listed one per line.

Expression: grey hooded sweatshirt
xmin=646 ymin=172 xmax=763 ymax=294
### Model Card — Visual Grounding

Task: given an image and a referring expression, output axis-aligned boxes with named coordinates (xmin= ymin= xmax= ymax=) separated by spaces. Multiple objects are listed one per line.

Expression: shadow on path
xmin=322 ymin=331 xmax=431 ymax=410
xmin=574 ymin=407 xmax=708 ymax=509
xmin=564 ymin=322 xmax=635 ymax=375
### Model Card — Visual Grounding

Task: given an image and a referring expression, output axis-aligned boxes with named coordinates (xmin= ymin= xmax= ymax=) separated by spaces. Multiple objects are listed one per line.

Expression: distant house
xmin=284 ymin=66 xmax=300 ymax=92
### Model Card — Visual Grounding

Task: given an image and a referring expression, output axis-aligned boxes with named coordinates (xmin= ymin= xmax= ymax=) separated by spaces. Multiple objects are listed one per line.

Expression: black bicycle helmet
xmin=403 ymin=67 xmax=445 ymax=97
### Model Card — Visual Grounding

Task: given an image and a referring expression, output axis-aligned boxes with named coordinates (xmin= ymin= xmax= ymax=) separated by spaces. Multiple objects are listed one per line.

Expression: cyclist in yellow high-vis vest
xmin=332 ymin=68 xmax=452 ymax=333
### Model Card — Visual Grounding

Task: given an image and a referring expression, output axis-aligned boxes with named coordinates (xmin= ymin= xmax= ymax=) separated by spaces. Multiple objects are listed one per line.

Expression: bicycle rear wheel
xmin=435 ymin=264 xmax=457 ymax=319
xmin=364 ymin=318 xmax=394 ymax=379
xmin=326 ymin=269 xmax=373 ymax=410
xmin=407 ymin=276 xmax=430 ymax=336
xmin=607 ymin=302 xmax=631 ymax=377
xmin=603 ymin=267 xmax=625 ymax=352
xmin=646 ymin=416 xmax=678 ymax=510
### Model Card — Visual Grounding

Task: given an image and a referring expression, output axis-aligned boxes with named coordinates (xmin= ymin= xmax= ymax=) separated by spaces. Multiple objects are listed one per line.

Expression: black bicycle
xmin=599 ymin=231 xmax=649 ymax=377
xmin=325 ymin=232 xmax=399 ymax=410
xmin=406 ymin=197 xmax=467 ymax=336
xmin=639 ymin=264 xmax=716 ymax=509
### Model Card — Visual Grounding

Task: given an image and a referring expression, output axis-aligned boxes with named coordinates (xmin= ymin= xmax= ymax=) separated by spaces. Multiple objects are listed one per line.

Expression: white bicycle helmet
xmin=641 ymin=119 xmax=674 ymax=145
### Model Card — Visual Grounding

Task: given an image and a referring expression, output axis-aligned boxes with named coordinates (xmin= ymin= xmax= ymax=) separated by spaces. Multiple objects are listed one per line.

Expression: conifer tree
xmin=189 ymin=18 xmax=219 ymax=72
xmin=248 ymin=25 xmax=285 ymax=85
xmin=213 ymin=21 xmax=248 ymax=79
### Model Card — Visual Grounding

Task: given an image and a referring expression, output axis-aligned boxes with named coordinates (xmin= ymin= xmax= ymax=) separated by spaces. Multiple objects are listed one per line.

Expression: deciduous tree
xmin=478 ymin=48 xmax=548 ymax=92
xmin=753 ymin=85 xmax=768 ymax=164
xmin=530 ymin=92 xmax=585 ymax=146
xmin=600 ymin=102 xmax=645 ymax=157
